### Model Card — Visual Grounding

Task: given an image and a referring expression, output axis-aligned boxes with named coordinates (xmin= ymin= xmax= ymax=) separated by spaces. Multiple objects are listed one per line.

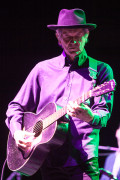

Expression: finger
xmin=18 ymin=140 xmax=33 ymax=150
xmin=67 ymin=107 xmax=77 ymax=116
xmin=17 ymin=144 xmax=29 ymax=151
xmin=77 ymin=106 xmax=86 ymax=111
xmin=67 ymin=102 xmax=74 ymax=112
xmin=18 ymin=141 xmax=26 ymax=147
xmin=67 ymin=109 xmax=77 ymax=117
xmin=67 ymin=101 xmax=79 ymax=111
xmin=69 ymin=101 xmax=79 ymax=108
xmin=24 ymin=131 xmax=35 ymax=137
xmin=80 ymin=103 xmax=88 ymax=109
xmin=79 ymin=103 xmax=87 ymax=111
xmin=67 ymin=105 xmax=75 ymax=113
xmin=19 ymin=136 xmax=34 ymax=144
xmin=80 ymin=103 xmax=85 ymax=106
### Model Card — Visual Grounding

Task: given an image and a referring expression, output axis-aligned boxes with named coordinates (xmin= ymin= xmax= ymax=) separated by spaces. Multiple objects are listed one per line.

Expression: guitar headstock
xmin=92 ymin=79 xmax=116 ymax=97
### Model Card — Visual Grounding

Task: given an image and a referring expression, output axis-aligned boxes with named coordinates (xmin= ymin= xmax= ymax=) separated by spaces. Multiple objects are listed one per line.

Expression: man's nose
xmin=74 ymin=40 xmax=77 ymax=44
xmin=70 ymin=38 xmax=79 ymax=44
xmin=73 ymin=39 xmax=80 ymax=45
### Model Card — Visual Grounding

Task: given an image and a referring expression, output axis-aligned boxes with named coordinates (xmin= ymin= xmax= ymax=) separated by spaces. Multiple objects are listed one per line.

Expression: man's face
xmin=56 ymin=28 xmax=89 ymax=61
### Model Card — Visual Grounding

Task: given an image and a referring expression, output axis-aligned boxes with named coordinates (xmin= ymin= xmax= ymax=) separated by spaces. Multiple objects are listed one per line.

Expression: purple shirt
xmin=6 ymin=50 xmax=114 ymax=166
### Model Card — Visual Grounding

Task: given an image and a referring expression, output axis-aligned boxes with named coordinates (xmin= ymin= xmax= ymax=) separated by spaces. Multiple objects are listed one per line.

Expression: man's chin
xmin=66 ymin=51 xmax=82 ymax=60
xmin=68 ymin=54 xmax=78 ymax=61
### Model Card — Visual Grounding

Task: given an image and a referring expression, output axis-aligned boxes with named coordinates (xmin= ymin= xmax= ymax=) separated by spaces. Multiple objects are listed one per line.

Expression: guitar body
xmin=7 ymin=103 xmax=69 ymax=176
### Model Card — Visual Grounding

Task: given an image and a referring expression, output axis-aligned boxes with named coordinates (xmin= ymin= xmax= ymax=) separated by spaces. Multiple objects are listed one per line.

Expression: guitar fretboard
xmin=43 ymin=90 xmax=92 ymax=129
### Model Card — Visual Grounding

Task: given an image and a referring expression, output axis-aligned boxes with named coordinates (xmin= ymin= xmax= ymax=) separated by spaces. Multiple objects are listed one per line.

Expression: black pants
xmin=40 ymin=157 xmax=100 ymax=180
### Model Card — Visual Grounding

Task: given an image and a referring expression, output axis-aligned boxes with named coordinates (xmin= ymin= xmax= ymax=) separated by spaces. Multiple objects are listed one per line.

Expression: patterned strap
xmin=88 ymin=57 xmax=98 ymax=80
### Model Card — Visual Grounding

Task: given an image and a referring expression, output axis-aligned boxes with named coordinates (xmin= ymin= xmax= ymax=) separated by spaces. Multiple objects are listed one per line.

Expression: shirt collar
xmin=62 ymin=49 xmax=88 ymax=68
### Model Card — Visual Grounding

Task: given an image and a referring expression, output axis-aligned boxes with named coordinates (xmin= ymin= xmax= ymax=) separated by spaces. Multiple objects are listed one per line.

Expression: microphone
xmin=99 ymin=145 xmax=119 ymax=151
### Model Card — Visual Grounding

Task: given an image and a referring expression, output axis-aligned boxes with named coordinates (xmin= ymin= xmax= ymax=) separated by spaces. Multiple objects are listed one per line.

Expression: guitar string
xmin=23 ymin=80 xmax=114 ymax=134
xmin=24 ymin=91 xmax=90 ymax=134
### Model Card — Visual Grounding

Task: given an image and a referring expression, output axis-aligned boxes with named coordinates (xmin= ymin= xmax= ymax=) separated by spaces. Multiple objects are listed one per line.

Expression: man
xmin=100 ymin=127 xmax=120 ymax=180
xmin=6 ymin=9 xmax=114 ymax=180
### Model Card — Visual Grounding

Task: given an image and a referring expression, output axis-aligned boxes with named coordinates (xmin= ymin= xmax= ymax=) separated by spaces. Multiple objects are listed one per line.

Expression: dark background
xmin=0 ymin=0 xmax=120 ymax=179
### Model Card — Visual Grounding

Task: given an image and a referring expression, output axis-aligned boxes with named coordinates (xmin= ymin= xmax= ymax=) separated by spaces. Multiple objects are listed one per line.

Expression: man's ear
xmin=85 ymin=33 xmax=89 ymax=44
xmin=55 ymin=32 xmax=62 ymax=46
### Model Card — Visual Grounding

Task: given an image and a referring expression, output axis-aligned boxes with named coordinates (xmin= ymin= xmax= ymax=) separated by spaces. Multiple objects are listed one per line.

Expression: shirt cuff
xmin=10 ymin=121 xmax=22 ymax=137
xmin=89 ymin=113 xmax=100 ymax=126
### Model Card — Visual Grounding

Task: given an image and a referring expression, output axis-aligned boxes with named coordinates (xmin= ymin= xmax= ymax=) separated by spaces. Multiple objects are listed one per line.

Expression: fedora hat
xmin=47 ymin=8 xmax=97 ymax=30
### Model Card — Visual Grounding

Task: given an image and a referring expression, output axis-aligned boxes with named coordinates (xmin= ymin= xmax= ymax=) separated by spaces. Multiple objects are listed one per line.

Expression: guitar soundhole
xmin=33 ymin=120 xmax=43 ymax=137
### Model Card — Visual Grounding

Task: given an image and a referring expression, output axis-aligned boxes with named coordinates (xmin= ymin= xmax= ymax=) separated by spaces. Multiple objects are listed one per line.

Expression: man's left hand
xmin=67 ymin=101 xmax=94 ymax=122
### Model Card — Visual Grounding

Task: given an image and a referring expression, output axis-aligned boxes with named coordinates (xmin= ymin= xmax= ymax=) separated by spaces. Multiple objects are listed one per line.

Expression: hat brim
xmin=47 ymin=24 xmax=97 ymax=31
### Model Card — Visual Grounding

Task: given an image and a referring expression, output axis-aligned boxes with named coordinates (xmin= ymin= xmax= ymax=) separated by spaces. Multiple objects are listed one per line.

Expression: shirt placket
xmin=62 ymin=67 xmax=74 ymax=105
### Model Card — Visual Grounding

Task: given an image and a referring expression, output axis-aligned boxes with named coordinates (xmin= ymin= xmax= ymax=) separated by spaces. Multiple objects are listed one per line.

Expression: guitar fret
xmin=75 ymin=90 xmax=92 ymax=105
xmin=43 ymin=106 xmax=67 ymax=129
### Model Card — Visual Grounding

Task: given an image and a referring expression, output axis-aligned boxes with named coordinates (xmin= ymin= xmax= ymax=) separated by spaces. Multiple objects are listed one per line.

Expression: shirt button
xmin=67 ymin=84 xmax=71 ymax=87
xmin=64 ymin=97 xmax=68 ymax=101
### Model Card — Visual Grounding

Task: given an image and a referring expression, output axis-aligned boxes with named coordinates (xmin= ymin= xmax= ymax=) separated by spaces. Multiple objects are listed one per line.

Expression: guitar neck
xmin=37 ymin=79 xmax=116 ymax=130
xmin=75 ymin=90 xmax=92 ymax=105
xmin=43 ymin=90 xmax=92 ymax=129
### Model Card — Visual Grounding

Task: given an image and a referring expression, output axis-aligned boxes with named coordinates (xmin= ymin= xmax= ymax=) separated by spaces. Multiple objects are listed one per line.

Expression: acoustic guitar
xmin=7 ymin=79 xmax=116 ymax=176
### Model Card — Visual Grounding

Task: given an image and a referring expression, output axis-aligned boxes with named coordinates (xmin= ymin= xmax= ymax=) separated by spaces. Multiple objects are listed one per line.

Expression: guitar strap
xmin=88 ymin=57 xmax=98 ymax=87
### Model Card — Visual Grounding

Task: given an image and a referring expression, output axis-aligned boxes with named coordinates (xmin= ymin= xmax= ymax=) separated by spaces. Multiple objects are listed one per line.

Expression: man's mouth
xmin=69 ymin=46 xmax=79 ymax=50
xmin=68 ymin=47 xmax=80 ymax=53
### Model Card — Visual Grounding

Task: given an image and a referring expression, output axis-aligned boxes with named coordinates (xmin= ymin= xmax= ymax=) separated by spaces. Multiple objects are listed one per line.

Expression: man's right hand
xmin=14 ymin=130 xmax=35 ymax=151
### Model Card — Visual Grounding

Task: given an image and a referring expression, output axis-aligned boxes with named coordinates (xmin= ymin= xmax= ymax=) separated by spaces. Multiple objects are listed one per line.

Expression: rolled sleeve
xmin=89 ymin=61 xmax=114 ymax=128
